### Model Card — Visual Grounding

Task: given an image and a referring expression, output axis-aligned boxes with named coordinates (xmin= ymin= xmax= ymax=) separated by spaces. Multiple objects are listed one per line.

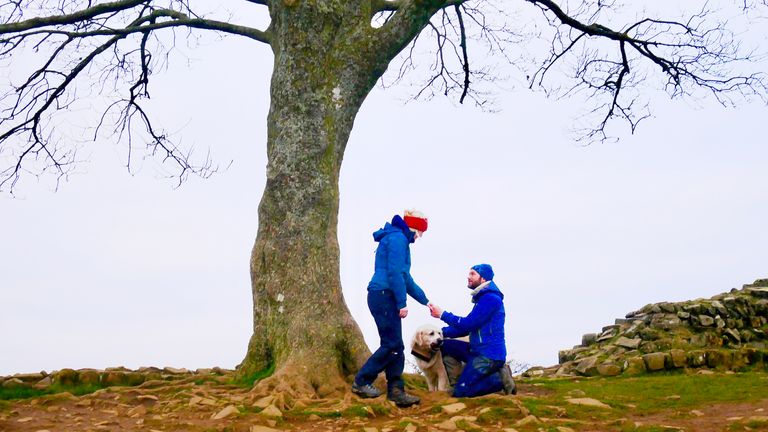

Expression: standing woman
xmin=352 ymin=209 xmax=430 ymax=407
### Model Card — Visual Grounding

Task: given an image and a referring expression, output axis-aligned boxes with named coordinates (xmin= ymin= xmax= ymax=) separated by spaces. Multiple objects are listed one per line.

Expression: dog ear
xmin=414 ymin=330 xmax=425 ymax=348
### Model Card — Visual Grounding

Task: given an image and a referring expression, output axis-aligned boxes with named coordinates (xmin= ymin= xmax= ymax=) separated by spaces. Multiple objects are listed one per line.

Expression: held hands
xmin=399 ymin=307 xmax=408 ymax=318
xmin=428 ymin=302 xmax=443 ymax=319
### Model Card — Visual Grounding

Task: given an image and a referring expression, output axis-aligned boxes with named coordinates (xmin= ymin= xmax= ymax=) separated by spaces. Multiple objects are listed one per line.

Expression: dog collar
xmin=411 ymin=349 xmax=433 ymax=362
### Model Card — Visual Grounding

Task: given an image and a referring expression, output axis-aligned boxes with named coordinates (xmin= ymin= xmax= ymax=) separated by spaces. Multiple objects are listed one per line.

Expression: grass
xmin=0 ymin=382 xmax=111 ymax=401
xmin=230 ymin=360 xmax=276 ymax=387
xmin=524 ymin=370 xmax=768 ymax=414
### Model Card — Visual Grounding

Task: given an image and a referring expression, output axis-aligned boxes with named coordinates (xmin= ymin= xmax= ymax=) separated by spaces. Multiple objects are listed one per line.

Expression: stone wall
xmin=525 ymin=280 xmax=768 ymax=378
xmin=0 ymin=367 xmax=230 ymax=391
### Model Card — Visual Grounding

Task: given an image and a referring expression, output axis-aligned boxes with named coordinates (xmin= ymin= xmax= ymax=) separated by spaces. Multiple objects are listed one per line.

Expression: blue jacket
xmin=441 ymin=281 xmax=506 ymax=361
xmin=367 ymin=215 xmax=429 ymax=309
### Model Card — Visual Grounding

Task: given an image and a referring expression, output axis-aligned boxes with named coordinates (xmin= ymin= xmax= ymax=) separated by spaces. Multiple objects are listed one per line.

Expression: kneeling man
xmin=429 ymin=264 xmax=516 ymax=397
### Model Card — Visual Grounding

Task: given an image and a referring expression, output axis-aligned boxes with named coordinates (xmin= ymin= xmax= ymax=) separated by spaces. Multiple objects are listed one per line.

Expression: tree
xmin=1 ymin=0 xmax=766 ymax=397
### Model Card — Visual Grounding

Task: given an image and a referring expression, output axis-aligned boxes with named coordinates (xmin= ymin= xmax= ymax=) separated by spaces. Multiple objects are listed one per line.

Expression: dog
xmin=410 ymin=324 xmax=451 ymax=391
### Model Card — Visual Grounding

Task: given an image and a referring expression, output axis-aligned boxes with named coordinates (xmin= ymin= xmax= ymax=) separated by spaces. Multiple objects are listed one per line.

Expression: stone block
xmin=53 ymin=369 xmax=79 ymax=386
xmin=615 ymin=336 xmax=641 ymax=350
xmin=699 ymin=315 xmax=715 ymax=327
xmin=668 ymin=349 xmax=687 ymax=368
xmin=623 ymin=357 xmax=646 ymax=375
xmin=574 ymin=356 xmax=599 ymax=376
xmin=78 ymin=370 xmax=101 ymax=386
xmin=705 ymin=349 xmax=733 ymax=369
xmin=642 ymin=352 xmax=667 ymax=371
xmin=597 ymin=363 xmax=622 ymax=377
xmin=581 ymin=333 xmax=597 ymax=346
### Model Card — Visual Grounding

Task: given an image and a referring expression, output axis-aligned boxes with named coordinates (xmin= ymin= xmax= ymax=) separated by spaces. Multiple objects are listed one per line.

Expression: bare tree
xmin=1 ymin=0 xmax=766 ymax=397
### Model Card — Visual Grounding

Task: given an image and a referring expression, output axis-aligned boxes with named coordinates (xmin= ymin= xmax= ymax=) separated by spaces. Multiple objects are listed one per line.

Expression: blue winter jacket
xmin=367 ymin=215 xmax=429 ymax=309
xmin=440 ymin=281 xmax=506 ymax=361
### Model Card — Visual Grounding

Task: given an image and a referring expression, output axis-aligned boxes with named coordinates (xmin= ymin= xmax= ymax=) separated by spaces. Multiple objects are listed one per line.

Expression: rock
xmin=668 ymin=349 xmax=687 ymax=368
xmin=651 ymin=314 xmax=682 ymax=330
xmin=642 ymin=352 xmax=667 ymax=371
xmin=597 ymin=364 xmax=622 ymax=377
xmin=211 ymin=405 xmax=239 ymax=420
xmin=437 ymin=415 xmax=477 ymax=431
xmin=2 ymin=378 xmax=29 ymax=389
xmin=616 ymin=337 xmax=641 ymax=350
xmin=35 ymin=376 xmax=52 ymax=388
xmin=690 ymin=410 xmax=705 ymax=416
xmin=441 ymin=402 xmax=466 ymax=415
xmin=623 ymin=357 xmax=646 ymax=375
xmin=706 ymin=350 xmax=733 ymax=369
xmin=556 ymin=428 xmax=576 ymax=432
xmin=699 ymin=315 xmax=715 ymax=327
xmin=688 ymin=350 xmax=707 ymax=367
xmin=565 ymin=398 xmax=611 ymax=409
xmin=581 ymin=333 xmax=597 ymax=346
xmin=724 ymin=328 xmax=741 ymax=344
xmin=574 ymin=356 xmax=599 ymax=376
xmin=362 ymin=428 xmax=378 ymax=432
xmin=163 ymin=367 xmax=189 ymax=374
xmin=745 ymin=287 xmax=768 ymax=298
xmin=514 ymin=415 xmax=540 ymax=426
xmin=253 ymin=395 xmax=274 ymax=409
xmin=259 ymin=405 xmax=283 ymax=418
xmin=53 ymin=369 xmax=79 ymax=386
xmin=12 ymin=372 xmax=45 ymax=382
xmin=522 ymin=366 xmax=545 ymax=377
xmin=715 ymin=315 xmax=726 ymax=329
xmin=250 ymin=426 xmax=281 ymax=432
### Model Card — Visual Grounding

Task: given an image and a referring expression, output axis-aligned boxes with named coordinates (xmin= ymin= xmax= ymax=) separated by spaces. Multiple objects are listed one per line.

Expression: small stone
xmin=363 ymin=428 xmax=378 ymax=432
xmin=566 ymin=398 xmax=611 ymax=409
xmin=252 ymin=395 xmax=274 ymax=409
xmin=441 ymin=402 xmax=466 ymax=414
xmin=211 ymin=405 xmax=239 ymax=420
xmin=514 ymin=415 xmax=540 ymax=426
xmin=259 ymin=404 xmax=283 ymax=418
xmin=250 ymin=426 xmax=281 ymax=432
xmin=556 ymin=427 xmax=576 ymax=432
xmin=690 ymin=410 xmax=704 ymax=417
xmin=17 ymin=417 xmax=35 ymax=423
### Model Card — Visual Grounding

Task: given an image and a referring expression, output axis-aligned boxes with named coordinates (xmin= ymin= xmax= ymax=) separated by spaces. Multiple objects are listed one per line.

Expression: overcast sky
xmin=1 ymin=2 xmax=767 ymax=376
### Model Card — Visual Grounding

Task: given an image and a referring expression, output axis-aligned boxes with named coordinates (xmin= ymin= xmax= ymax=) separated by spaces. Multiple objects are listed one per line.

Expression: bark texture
xmin=240 ymin=1 xmax=393 ymax=397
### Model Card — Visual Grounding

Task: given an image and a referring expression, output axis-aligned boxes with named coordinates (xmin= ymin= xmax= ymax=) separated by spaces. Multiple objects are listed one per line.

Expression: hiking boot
xmin=351 ymin=382 xmax=382 ymax=398
xmin=498 ymin=364 xmax=517 ymax=395
xmin=387 ymin=387 xmax=420 ymax=407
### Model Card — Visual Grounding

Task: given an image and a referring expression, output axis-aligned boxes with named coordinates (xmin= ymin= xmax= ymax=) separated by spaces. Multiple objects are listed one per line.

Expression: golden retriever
xmin=410 ymin=324 xmax=451 ymax=391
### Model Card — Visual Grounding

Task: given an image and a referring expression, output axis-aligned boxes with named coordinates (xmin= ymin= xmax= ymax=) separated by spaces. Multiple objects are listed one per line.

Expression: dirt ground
xmin=1 ymin=377 xmax=767 ymax=432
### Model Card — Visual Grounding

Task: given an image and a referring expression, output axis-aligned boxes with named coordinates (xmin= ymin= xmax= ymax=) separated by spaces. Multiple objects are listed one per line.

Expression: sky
xmin=1 ymin=2 xmax=767 ymax=376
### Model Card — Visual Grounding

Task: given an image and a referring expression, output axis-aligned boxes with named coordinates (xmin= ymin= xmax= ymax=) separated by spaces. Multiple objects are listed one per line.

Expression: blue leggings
xmin=441 ymin=339 xmax=504 ymax=397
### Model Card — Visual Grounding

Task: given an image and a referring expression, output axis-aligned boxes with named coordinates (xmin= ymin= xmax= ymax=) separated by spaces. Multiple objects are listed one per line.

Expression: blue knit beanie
xmin=471 ymin=263 xmax=494 ymax=281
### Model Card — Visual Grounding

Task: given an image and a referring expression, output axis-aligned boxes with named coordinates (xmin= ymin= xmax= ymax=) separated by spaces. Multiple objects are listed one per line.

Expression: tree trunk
xmin=239 ymin=2 xmax=387 ymax=398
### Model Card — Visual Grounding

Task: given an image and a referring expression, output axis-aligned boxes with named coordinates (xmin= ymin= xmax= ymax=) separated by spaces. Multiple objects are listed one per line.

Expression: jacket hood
xmin=372 ymin=215 xmax=416 ymax=243
xmin=472 ymin=280 xmax=503 ymax=303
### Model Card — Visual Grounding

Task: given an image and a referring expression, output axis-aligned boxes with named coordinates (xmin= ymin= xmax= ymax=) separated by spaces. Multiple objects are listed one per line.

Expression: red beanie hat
xmin=403 ymin=209 xmax=428 ymax=232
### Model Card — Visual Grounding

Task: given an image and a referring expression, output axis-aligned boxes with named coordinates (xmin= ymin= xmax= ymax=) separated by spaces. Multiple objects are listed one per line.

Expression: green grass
xmin=0 ymin=382 xmax=110 ymax=401
xmin=525 ymin=371 xmax=768 ymax=414
xmin=230 ymin=360 xmax=276 ymax=387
